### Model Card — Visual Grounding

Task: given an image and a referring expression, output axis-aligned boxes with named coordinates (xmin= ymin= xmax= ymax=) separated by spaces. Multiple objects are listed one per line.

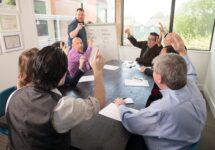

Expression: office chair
xmin=0 ymin=86 xmax=16 ymax=135
xmin=188 ymin=141 xmax=200 ymax=150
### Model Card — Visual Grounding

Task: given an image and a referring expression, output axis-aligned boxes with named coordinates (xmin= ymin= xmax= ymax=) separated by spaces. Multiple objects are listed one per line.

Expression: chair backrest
xmin=188 ymin=142 xmax=199 ymax=150
xmin=0 ymin=86 xmax=16 ymax=117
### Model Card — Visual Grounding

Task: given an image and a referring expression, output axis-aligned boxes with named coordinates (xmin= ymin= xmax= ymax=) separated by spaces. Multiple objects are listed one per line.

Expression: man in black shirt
xmin=125 ymin=28 xmax=163 ymax=66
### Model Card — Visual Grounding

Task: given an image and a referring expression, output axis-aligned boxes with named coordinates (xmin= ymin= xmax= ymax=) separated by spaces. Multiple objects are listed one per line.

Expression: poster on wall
xmin=0 ymin=32 xmax=23 ymax=53
xmin=0 ymin=13 xmax=19 ymax=32
xmin=0 ymin=0 xmax=17 ymax=11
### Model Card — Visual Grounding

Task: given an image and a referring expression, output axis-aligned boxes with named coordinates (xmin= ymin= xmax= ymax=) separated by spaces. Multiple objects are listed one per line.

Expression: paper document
xmin=138 ymin=66 xmax=151 ymax=71
xmin=99 ymin=103 xmax=122 ymax=121
xmin=124 ymin=98 xmax=134 ymax=104
xmin=99 ymin=103 xmax=139 ymax=121
xmin=104 ymin=65 xmax=119 ymax=70
xmin=125 ymin=79 xmax=149 ymax=87
xmin=79 ymin=75 xmax=94 ymax=82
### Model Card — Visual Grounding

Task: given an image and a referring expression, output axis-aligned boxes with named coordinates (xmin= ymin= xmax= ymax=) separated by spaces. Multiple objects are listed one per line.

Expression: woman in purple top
xmin=68 ymin=37 xmax=92 ymax=77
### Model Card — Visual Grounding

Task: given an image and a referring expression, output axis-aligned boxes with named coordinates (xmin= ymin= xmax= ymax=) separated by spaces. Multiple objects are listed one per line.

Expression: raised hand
xmin=158 ymin=22 xmax=165 ymax=34
xmin=79 ymin=56 xmax=87 ymax=71
xmin=87 ymin=39 xmax=93 ymax=48
xmin=60 ymin=41 xmax=69 ymax=55
xmin=90 ymin=49 xmax=105 ymax=73
xmin=155 ymin=35 xmax=162 ymax=47
xmin=124 ymin=28 xmax=131 ymax=37
xmin=168 ymin=33 xmax=187 ymax=56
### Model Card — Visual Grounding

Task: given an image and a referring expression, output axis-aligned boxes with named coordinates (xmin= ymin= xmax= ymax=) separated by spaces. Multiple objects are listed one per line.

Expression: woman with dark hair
xmin=6 ymin=47 xmax=106 ymax=150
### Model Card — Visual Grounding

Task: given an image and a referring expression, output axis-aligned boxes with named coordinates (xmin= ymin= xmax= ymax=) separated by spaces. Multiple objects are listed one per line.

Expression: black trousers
xmin=126 ymin=134 xmax=148 ymax=150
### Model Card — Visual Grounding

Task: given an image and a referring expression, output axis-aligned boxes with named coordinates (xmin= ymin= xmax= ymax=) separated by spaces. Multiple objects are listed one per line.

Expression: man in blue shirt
xmin=114 ymin=33 xmax=207 ymax=150
xmin=67 ymin=8 xmax=87 ymax=51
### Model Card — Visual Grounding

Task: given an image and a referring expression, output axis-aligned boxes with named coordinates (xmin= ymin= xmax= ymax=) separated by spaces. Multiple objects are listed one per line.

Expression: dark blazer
xmin=128 ymin=35 xmax=162 ymax=66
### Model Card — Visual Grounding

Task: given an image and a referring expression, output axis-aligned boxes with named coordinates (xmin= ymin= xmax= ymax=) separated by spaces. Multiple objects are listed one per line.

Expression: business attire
xmin=68 ymin=47 xmax=92 ymax=77
xmin=67 ymin=18 xmax=87 ymax=51
xmin=128 ymin=36 xmax=162 ymax=66
xmin=6 ymin=87 xmax=100 ymax=150
xmin=119 ymin=55 xmax=207 ymax=150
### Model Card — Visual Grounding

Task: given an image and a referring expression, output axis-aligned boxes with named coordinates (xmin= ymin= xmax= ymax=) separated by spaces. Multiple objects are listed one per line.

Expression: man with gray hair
xmin=114 ymin=33 xmax=206 ymax=150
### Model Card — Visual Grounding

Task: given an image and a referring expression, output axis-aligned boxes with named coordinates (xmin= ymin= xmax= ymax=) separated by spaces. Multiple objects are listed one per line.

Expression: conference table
xmin=59 ymin=60 xmax=154 ymax=150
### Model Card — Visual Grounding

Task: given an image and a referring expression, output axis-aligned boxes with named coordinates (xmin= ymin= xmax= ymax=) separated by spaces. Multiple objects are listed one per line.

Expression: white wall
xmin=204 ymin=28 xmax=215 ymax=117
xmin=0 ymin=0 xmax=38 ymax=90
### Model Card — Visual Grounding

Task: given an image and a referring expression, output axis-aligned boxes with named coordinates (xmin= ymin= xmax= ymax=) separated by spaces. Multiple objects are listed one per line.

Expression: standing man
xmin=67 ymin=8 xmax=87 ymax=52
xmin=125 ymin=28 xmax=163 ymax=66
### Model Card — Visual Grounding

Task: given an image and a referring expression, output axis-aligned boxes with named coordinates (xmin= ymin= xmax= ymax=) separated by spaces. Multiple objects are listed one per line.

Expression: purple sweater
xmin=68 ymin=47 xmax=92 ymax=77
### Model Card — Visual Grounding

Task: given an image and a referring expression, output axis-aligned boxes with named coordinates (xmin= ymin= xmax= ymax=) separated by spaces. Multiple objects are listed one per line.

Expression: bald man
xmin=68 ymin=37 xmax=92 ymax=77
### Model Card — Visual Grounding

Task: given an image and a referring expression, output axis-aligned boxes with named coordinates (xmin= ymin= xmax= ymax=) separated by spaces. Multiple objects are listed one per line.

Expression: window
xmin=174 ymin=0 xmax=215 ymax=50
xmin=34 ymin=0 xmax=46 ymax=14
xmin=123 ymin=0 xmax=215 ymax=50
xmin=123 ymin=0 xmax=172 ymax=45
xmin=36 ymin=20 xmax=48 ymax=36
xmin=34 ymin=0 xmax=115 ymax=48
xmin=34 ymin=0 xmax=81 ymax=47
xmin=83 ymin=0 xmax=115 ymax=24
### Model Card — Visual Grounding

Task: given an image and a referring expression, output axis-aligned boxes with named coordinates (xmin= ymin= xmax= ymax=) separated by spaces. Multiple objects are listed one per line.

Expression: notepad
xmin=79 ymin=75 xmax=94 ymax=82
xmin=124 ymin=98 xmax=134 ymax=104
xmin=125 ymin=79 xmax=149 ymax=87
xmin=138 ymin=66 xmax=151 ymax=71
xmin=99 ymin=103 xmax=139 ymax=121
xmin=104 ymin=65 xmax=119 ymax=70
xmin=99 ymin=103 xmax=122 ymax=121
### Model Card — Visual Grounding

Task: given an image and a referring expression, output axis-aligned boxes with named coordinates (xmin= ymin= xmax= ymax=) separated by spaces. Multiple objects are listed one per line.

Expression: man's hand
xmin=114 ymin=98 xmax=125 ymax=106
xmin=158 ymin=22 xmax=165 ymax=35
xmin=139 ymin=66 xmax=146 ymax=73
xmin=168 ymin=32 xmax=187 ymax=56
xmin=91 ymin=49 xmax=106 ymax=108
xmin=76 ymin=23 xmax=84 ymax=31
xmin=87 ymin=39 xmax=93 ymax=48
xmin=79 ymin=56 xmax=87 ymax=71
xmin=155 ymin=35 xmax=162 ymax=47
xmin=60 ymin=41 xmax=69 ymax=55
xmin=90 ymin=49 xmax=105 ymax=74
xmin=124 ymin=28 xmax=131 ymax=37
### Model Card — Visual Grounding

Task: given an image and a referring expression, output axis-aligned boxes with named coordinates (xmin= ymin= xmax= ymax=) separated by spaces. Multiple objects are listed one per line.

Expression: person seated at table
xmin=17 ymin=48 xmax=39 ymax=88
xmin=114 ymin=33 xmax=206 ymax=150
xmin=6 ymin=47 xmax=106 ymax=150
xmin=68 ymin=37 xmax=92 ymax=77
xmin=124 ymin=26 xmax=163 ymax=66
xmin=140 ymin=44 xmax=179 ymax=107
xmin=52 ymin=41 xmax=86 ymax=87
xmin=140 ymin=45 xmax=178 ymax=77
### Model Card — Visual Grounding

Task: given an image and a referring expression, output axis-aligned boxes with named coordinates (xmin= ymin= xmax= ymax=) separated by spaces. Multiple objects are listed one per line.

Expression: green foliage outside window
xmin=4 ymin=0 xmax=16 ymax=5
xmin=174 ymin=0 xmax=215 ymax=50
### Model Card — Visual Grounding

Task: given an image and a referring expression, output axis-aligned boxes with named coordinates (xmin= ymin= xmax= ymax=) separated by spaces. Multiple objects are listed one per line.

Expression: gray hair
xmin=152 ymin=54 xmax=187 ymax=90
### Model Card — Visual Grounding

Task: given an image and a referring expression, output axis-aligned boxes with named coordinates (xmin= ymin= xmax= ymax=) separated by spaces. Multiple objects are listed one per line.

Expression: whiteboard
xmin=86 ymin=24 xmax=119 ymax=61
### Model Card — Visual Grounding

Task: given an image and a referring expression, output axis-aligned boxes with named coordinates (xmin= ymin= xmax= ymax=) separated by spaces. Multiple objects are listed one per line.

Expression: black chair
xmin=0 ymin=86 xmax=16 ymax=135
